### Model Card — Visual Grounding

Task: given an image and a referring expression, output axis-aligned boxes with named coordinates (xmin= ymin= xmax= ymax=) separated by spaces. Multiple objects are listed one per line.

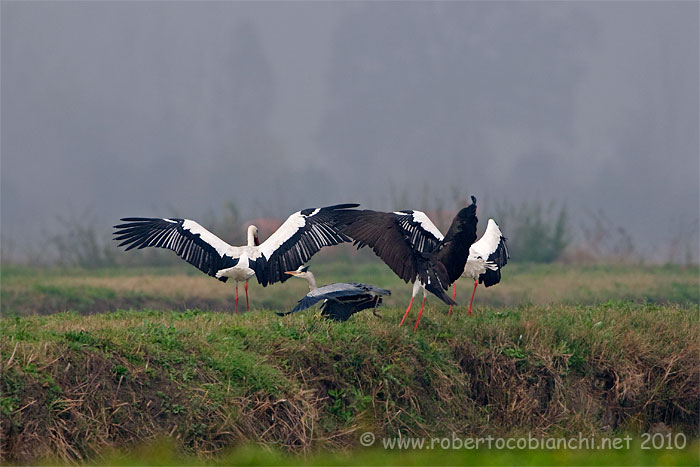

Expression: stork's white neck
xmin=247 ymin=225 xmax=258 ymax=247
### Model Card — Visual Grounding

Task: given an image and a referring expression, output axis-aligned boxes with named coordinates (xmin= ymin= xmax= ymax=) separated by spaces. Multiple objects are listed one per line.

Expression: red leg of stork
xmin=447 ymin=282 xmax=457 ymax=315
xmin=468 ymin=280 xmax=478 ymax=317
xmin=234 ymin=282 xmax=239 ymax=314
xmin=413 ymin=296 xmax=427 ymax=332
xmin=399 ymin=296 xmax=415 ymax=327
xmin=244 ymin=281 xmax=249 ymax=312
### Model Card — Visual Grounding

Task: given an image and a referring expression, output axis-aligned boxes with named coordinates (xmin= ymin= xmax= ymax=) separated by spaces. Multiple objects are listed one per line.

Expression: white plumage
xmin=459 ymin=218 xmax=509 ymax=315
xmin=113 ymin=204 xmax=359 ymax=313
xmin=462 ymin=219 xmax=503 ymax=279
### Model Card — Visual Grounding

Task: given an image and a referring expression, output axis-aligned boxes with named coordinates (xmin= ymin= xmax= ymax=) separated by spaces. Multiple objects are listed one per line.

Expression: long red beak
xmin=284 ymin=271 xmax=296 ymax=275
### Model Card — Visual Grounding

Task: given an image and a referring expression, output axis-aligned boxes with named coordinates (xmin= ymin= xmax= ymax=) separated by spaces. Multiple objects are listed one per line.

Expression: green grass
xmin=92 ymin=437 xmax=700 ymax=466
xmin=2 ymin=262 xmax=698 ymax=316
xmin=0 ymin=263 xmax=698 ymax=465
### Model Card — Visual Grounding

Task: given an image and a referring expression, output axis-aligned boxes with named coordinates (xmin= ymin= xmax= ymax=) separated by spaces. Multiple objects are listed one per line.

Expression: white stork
xmin=275 ymin=265 xmax=391 ymax=321
xmin=452 ymin=218 xmax=509 ymax=316
xmin=113 ymin=204 xmax=359 ymax=313
xmin=335 ymin=196 xmax=479 ymax=331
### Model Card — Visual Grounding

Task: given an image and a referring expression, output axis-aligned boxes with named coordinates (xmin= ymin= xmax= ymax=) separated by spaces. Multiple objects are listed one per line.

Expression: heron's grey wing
xmin=276 ymin=283 xmax=368 ymax=316
xmin=348 ymin=283 xmax=391 ymax=296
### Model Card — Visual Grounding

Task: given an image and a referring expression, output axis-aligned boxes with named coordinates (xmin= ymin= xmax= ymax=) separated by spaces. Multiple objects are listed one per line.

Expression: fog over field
xmin=1 ymin=1 xmax=698 ymax=262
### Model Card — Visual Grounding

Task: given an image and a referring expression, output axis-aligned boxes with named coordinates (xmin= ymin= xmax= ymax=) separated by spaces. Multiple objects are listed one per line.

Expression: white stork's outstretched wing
xmin=113 ymin=203 xmax=360 ymax=286
xmin=256 ymin=204 xmax=359 ymax=286
xmin=335 ymin=208 xmax=455 ymax=305
xmin=392 ymin=210 xmax=444 ymax=252
xmin=113 ymin=218 xmax=239 ymax=280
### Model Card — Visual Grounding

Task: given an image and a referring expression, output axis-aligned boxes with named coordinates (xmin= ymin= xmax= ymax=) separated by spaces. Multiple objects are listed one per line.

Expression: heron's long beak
xmin=284 ymin=271 xmax=297 ymax=276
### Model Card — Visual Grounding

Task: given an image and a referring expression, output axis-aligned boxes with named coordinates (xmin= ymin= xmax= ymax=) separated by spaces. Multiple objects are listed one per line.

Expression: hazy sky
xmin=1 ymin=1 xmax=698 ymax=261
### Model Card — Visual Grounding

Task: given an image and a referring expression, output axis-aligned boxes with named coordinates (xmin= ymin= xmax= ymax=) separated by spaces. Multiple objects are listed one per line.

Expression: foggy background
xmin=1 ymin=1 xmax=698 ymax=264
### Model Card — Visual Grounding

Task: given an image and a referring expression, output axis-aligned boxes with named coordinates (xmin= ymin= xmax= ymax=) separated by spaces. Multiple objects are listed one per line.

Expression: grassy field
xmin=1 ymin=262 xmax=698 ymax=465
xmin=2 ymin=260 xmax=698 ymax=315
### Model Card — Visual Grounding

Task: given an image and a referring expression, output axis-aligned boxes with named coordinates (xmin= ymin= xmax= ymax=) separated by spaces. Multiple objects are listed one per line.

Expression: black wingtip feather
xmin=480 ymin=268 xmax=501 ymax=287
xmin=112 ymin=217 xmax=235 ymax=279
xmin=426 ymin=283 xmax=458 ymax=306
xmin=322 ymin=203 xmax=360 ymax=210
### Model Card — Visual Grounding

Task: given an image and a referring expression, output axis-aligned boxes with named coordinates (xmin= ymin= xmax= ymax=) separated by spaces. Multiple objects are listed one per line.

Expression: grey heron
xmin=276 ymin=265 xmax=391 ymax=321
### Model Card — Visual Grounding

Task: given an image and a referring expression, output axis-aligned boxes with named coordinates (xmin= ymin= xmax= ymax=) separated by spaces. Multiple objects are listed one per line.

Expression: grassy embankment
xmin=1 ymin=262 xmax=698 ymax=464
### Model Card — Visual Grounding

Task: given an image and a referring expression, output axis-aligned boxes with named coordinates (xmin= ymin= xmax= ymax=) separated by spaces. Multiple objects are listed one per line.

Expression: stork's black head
xmin=469 ymin=195 xmax=477 ymax=215
xmin=455 ymin=195 xmax=477 ymax=217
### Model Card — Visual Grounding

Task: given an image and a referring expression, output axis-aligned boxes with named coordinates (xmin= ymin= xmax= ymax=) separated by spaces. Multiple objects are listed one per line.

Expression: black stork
xmin=335 ymin=196 xmax=479 ymax=331
xmin=113 ymin=204 xmax=359 ymax=313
